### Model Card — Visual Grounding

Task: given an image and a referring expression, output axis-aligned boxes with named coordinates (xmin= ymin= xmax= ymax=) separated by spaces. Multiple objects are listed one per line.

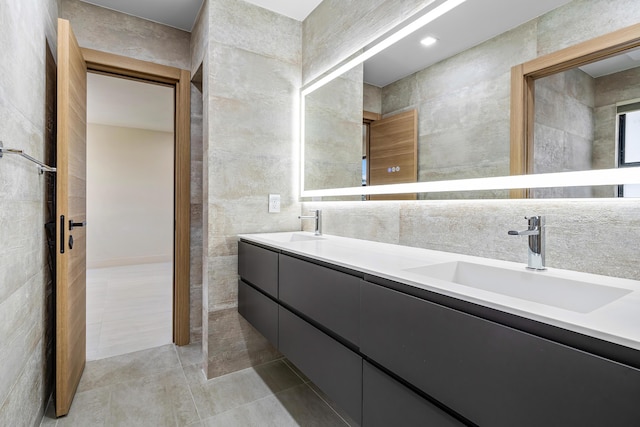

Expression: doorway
xmin=85 ymin=73 xmax=175 ymax=360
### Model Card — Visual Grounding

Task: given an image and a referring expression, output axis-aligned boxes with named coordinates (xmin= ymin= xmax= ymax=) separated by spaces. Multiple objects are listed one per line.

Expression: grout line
xmin=280 ymin=360 xmax=352 ymax=426
xmin=305 ymin=383 xmax=352 ymax=427
xmin=281 ymin=358 xmax=309 ymax=384
xmin=177 ymin=345 xmax=204 ymax=423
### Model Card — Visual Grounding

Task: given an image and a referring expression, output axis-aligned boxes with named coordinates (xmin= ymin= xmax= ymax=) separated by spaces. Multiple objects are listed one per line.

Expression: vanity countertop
xmin=238 ymin=231 xmax=640 ymax=355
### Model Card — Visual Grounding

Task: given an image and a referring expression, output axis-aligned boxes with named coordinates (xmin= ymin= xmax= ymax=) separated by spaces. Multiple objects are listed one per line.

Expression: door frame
xmin=82 ymin=48 xmax=191 ymax=345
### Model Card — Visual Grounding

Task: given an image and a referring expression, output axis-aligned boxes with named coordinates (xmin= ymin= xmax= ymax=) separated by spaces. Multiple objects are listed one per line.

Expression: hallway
xmin=86 ymin=263 xmax=173 ymax=361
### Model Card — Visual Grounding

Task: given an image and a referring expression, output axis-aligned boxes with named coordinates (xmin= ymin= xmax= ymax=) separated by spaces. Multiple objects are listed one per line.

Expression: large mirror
xmin=511 ymin=24 xmax=640 ymax=199
xmin=302 ymin=0 xmax=640 ymax=199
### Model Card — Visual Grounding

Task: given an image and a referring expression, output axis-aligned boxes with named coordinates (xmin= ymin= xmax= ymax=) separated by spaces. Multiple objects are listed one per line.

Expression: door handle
xmin=60 ymin=215 xmax=65 ymax=254
xmin=69 ymin=220 xmax=86 ymax=230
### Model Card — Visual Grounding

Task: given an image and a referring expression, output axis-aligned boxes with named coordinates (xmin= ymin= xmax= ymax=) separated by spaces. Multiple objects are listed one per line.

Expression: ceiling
xmin=80 ymin=0 xmax=323 ymax=30
xmin=364 ymin=0 xmax=573 ymax=87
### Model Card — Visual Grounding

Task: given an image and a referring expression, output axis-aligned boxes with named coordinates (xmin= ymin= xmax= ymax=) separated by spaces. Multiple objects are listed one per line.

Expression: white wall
xmin=87 ymin=124 xmax=174 ymax=268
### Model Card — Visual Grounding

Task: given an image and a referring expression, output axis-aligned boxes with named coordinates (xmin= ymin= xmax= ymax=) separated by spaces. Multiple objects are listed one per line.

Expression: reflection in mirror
xmin=303 ymin=65 xmax=363 ymax=194
xmin=303 ymin=3 xmax=640 ymax=199
xmin=532 ymin=46 xmax=640 ymax=198
xmin=302 ymin=0 xmax=578 ymax=199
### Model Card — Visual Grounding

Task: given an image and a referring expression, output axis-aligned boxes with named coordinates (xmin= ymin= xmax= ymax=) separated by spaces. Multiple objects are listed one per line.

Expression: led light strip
xmin=301 ymin=0 xmax=467 ymax=96
xmin=300 ymin=0 xmax=468 ymax=197
xmin=301 ymin=168 xmax=640 ymax=198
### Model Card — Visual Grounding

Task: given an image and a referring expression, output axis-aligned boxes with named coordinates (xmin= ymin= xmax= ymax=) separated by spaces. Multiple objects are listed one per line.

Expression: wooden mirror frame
xmin=510 ymin=23 xmax=640 ymax=198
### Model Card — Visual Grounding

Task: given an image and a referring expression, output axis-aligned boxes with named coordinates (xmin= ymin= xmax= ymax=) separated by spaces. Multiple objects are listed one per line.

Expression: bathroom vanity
xmin=237 ymin=232 xmax=640 ymax=426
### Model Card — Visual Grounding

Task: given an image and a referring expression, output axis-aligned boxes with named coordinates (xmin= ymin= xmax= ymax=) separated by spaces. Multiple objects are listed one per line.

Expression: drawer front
xmin=237 ymin=280 xmax=278 ymax=348
xmin=279 ymin=306 xmax=362 ymax=425
xmin=279 ymin=254 xmax=360 ymax=346
xmin=361 ymin=281 xmax=640 ymax=427
xmin=238 ymin=240 xmax=278 ymax=298
xmin=363 ymin=361 xmax=465 ymax=427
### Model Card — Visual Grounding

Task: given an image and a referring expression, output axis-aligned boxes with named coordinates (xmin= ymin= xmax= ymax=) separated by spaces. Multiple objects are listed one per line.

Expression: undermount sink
xmin=260 ymin=232 xmax=326 ymax=243
xmin=403 ymin=261 xmax=632 ymax=313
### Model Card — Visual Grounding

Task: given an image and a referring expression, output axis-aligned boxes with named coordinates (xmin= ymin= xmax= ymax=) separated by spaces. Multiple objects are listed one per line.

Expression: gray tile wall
xmin=60 ymin=0 xmax=191 ymax=70
xmin=0 ymin=0 xmax=59 ymax=424
xmin=305 ymin=65 xmax=363 ymax=191
xmin=190 ymin=81 xmax=204 ymax=344
xmin=593 ymin=66 xmax=640 ymax=198
xmin=202 ymin=0 xmax=302 ymax=378
xmin=533 ymin=69 xmax=595 ymax=198
xmin=301 ymin=0 xmax=640 ymax=281
xmin=380 ymin=22 xmax=535 ymax=194
xmin=302 ymin=0 xmax=435 ymax=84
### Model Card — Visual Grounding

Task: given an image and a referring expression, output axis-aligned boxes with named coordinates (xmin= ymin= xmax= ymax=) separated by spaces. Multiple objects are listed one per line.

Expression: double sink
xmin=256 ymin=232 xmax=633 ymax=315
xmin=403 ymin=261 xmax=631 ymax=314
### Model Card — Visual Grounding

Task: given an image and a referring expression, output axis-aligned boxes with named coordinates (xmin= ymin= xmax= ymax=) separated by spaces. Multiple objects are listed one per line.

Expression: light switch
xmin=268 ymin=194 xmax=281 ymax=213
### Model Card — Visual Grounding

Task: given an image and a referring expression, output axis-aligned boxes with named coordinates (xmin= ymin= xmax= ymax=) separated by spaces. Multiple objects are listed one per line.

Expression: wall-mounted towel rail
xmin=0 ymin=141 xmax=56 ymax=173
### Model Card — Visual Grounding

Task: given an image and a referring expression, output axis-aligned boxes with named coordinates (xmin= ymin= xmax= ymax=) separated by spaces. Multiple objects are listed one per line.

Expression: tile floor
xmin=40 ymin=344 xmax=355 ymax=426
xmin=86 ymin=263 xmax=173 ymax=360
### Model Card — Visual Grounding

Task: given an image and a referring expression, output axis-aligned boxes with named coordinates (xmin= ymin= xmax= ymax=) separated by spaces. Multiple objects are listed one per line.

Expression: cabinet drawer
xmin=361 ymin=281 xmax=640 ymax=427
xmin=363 ymin=361 xmax=465 ymax=427
xmin=279 ymin=306 xmax=362 ymax=425
xmin=237 ymin=280 xmax=278 ymax=348
xmin=279 ymin=254 xmax=360 ymax=346
xmin=238 ymin=240 xmax=278 ymax=298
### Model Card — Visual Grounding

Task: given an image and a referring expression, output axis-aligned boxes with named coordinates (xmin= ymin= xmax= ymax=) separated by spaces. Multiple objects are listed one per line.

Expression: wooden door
xmin=369 ymin=109 xmax=418 ymax=200
xmin=56 ymin=18 xmax=87 ymax=417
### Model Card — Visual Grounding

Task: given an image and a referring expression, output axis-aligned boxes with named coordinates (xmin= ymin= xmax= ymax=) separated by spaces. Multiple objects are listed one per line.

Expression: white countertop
xmin=239 ymin=231 xmax=640 ymax=354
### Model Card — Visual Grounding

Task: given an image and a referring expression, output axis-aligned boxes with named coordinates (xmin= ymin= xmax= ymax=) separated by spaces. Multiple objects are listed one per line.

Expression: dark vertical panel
xmin=238 ymin=241 xmax=278 ymax=298
xmin=237 ymin=280 xmax=278 ymax=348
xmin=360 ymin=281 xmax=640 ymax=427
xmin=279 ymin=254 xmax=360 ymax=345
xmin=363 ymin=361 xmax=465 ymax=427
xmin=279 ymin=307 xmax=362 ymax=425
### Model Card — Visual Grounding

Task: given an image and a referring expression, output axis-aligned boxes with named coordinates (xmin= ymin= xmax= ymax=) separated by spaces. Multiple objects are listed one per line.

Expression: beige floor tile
xmin=78 ymin=344 xmax=180 ymax=393
xmin=56 ymin=387 xmax=111 ymax=427
xmin=41 ymin=345 xmax=354 ymax=427
xmin=184 ymin=359 xmax=303 ymax=420
xmin=275 ymin=384 xmax=351 ymax=426
xmin=105 ymin=368 xmax=199 ymax=427
xmin=201 ymin=384 xmax=349 ymax=427
xmin=201 ymin=394 xmax=295 ymax=427
xmin=307 ymin=382 xmax=360 ymax=427
xmin=176 ymin=342 xmax=204 ymax=369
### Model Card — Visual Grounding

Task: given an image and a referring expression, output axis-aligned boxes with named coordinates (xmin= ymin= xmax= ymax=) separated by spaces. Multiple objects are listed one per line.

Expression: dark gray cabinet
xmin=360 ymin=280 xmax=640 ymax=427
xmin=238 ymin=240 xmax=278 ymax=298
xmin=238 ymin=238 xmax=640 ymax=427
xmin=363 ymin=361 xmax=465 ymax=427
xmin=279 ymin=307 xmax=363 ymax=425
xmin=279 ymin=254 xmax=360 ymax=346
xmin=237 ymin=279 xmax=279 ymax=348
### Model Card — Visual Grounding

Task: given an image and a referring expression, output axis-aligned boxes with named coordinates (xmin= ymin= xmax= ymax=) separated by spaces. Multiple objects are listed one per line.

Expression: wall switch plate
xmin=268 ymin=194 xmax=281 ymax=213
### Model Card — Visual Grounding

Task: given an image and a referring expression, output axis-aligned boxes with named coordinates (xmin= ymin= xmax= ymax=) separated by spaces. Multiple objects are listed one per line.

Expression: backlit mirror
xmin=302 ymin=0 xmax=640 ymax=199
xmin=511 ymin=22 xmax=640 ymax=199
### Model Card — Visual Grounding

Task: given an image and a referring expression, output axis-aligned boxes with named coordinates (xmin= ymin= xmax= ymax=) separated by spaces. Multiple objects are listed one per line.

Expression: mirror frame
xmin=510 ymin=23 xmax=640 ymax=198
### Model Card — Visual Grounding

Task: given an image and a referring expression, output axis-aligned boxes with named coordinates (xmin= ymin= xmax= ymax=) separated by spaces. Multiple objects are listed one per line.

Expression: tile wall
xmin=0 ymin=0 xmax=59 ymax=423
xmin=201 ymin=0 xmax=303 ymax=378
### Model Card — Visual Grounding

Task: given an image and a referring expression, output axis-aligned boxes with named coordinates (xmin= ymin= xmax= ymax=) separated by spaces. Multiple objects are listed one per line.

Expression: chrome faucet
xmin=299 ymin=209 xmax=322 ymax=236
xmin=508 ymin=216 xmax=545 ymax=270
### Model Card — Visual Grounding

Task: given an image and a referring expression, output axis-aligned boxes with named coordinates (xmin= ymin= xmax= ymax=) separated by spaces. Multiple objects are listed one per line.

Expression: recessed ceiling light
xmin=420 ymin=36 xmax=438 ymax=47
